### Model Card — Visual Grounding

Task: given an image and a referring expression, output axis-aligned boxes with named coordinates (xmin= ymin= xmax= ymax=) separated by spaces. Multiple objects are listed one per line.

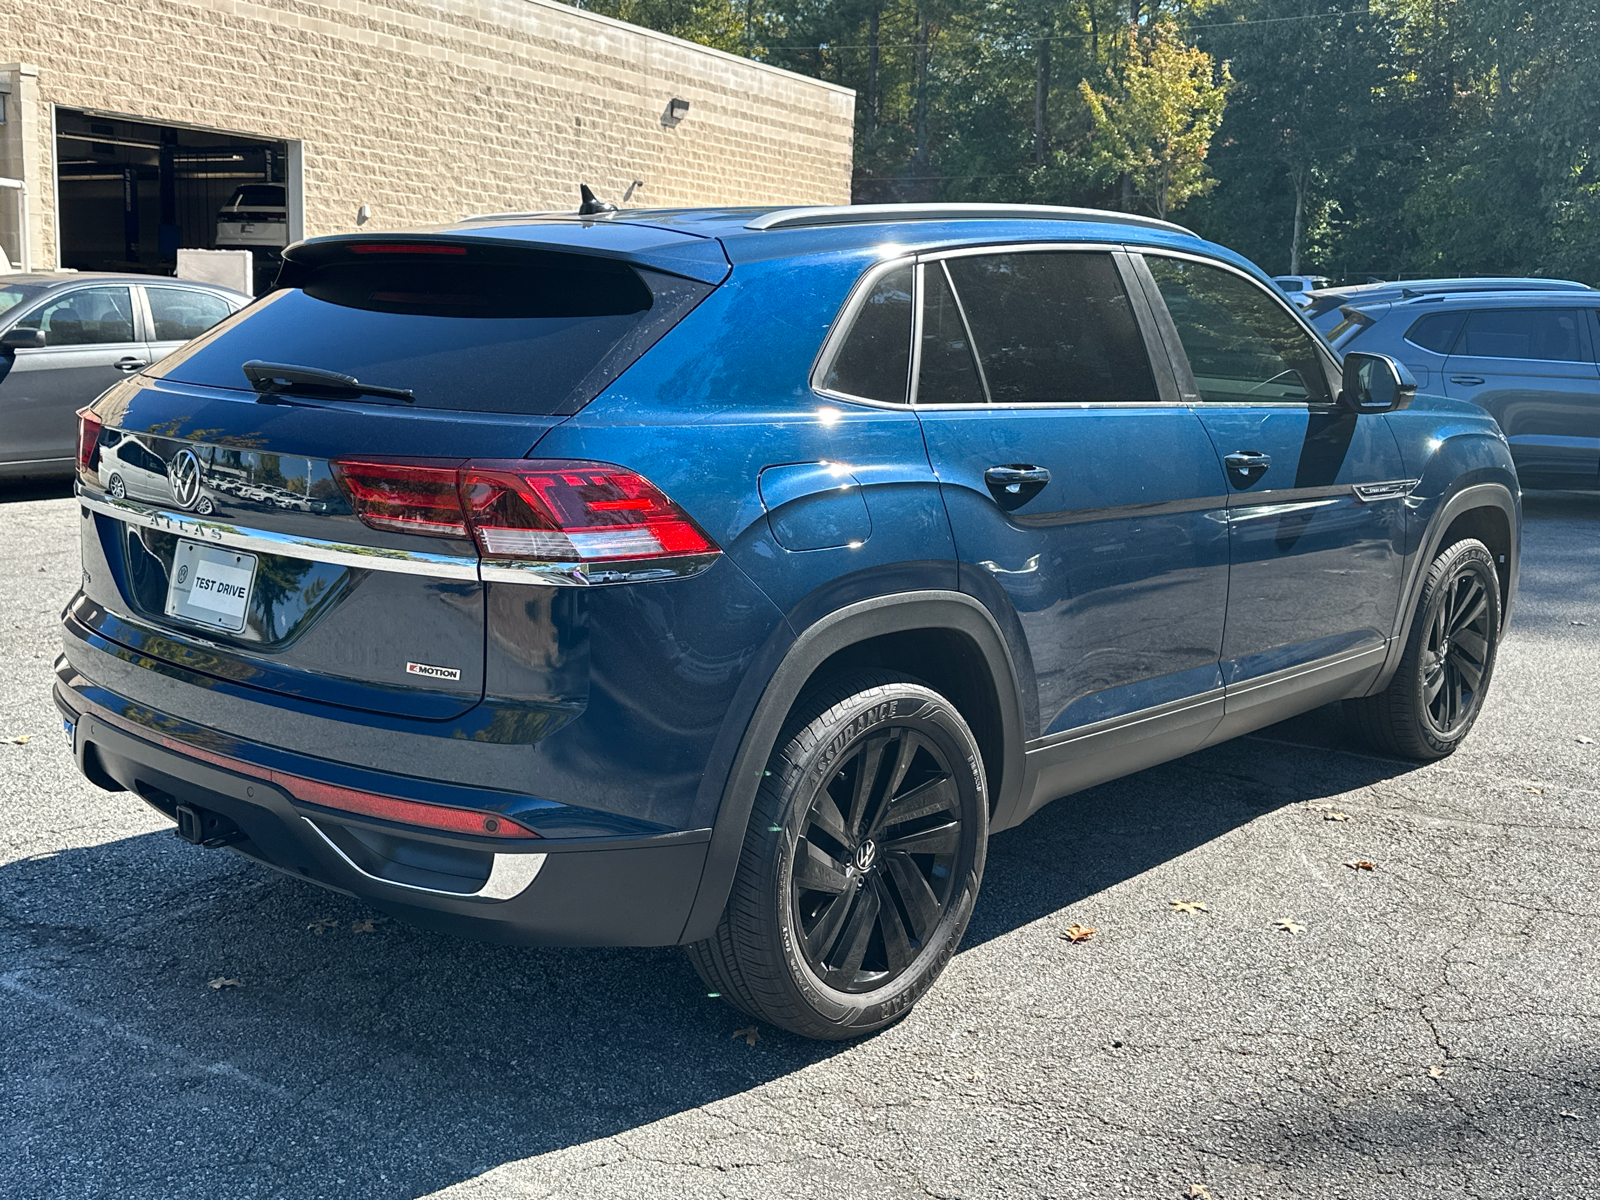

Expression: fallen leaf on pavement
xmin=1273 ymin=919 xmax=1305 ymax=934
xmin=1170 ymin=900 xmax=1209 ymax=914
xmin=350 ymin=918 xmax=386 ymax=933
xmin=732 ymin=1025 xmax=760 ymax=1046
xmin=1560 ymin=1111 xmax=1580 ymax=1120
xmin=6 ymin=735 xmax=30 ymax=745
xmin=1344 ymin=860 xmax=1378 ymax=871
xmin=1577 ymin=736 xmax=1595 ymax=746
xmin=307 ymin=917 xmax=339 ymax=934
xmin=1526 ymin=786 xmax=1545 ymax=795
xmin=1187 ymin=1185 xmax=1214 ymax=1199
xmin=1306 ymin=802 xmax=1334 ymax=812
xmin=1324 ymin=811 xmax=1351 ymax=821
xmin=1429 ymin=1064 xmax=1446 ymax=1078
xmin=1061 ymin=923 xmax=1097 ymax=942
xmin=208 ymin=977 xmax=243 ymax=990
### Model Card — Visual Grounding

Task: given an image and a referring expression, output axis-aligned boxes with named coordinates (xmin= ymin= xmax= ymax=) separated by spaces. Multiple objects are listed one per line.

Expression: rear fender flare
xmin=677 ymin=590 xmax=1025 ymax=944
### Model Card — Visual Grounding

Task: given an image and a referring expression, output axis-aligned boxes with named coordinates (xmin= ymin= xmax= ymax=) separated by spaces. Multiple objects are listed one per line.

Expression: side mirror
xmin=1340 ymin=351 xmax=1417 ymax=414
xmin=1 ymin=328 xmax=46 ymax=351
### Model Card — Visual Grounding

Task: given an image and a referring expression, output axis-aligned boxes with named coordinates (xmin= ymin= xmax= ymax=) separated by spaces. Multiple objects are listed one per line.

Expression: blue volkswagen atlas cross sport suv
xmin=58 ymin=203 xmax=1521 ymax=1039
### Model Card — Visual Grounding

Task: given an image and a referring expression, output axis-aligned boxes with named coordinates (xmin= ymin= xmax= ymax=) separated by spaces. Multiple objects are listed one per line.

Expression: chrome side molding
xmin=303 ymin=817 xmax=548 ymax=902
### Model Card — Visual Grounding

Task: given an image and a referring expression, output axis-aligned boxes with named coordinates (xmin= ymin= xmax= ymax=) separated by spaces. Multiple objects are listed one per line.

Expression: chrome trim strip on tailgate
xmin=79 ymin=492 xmax=481 ymax=580
xmin=79 ymin=493 xmax=721 ymax=586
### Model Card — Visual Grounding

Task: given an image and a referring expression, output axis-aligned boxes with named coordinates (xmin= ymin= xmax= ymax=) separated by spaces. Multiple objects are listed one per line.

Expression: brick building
xmin=0 ymin=0 xmax=854 ymax=281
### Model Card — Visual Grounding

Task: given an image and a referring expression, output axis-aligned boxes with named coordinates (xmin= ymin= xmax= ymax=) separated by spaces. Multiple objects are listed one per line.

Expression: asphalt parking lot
xmin=2 ymin=481 xmax=1597 ymax=1200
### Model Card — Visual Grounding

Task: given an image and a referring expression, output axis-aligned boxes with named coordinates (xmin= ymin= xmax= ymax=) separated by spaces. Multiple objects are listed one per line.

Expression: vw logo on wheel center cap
xmin=853 ymin=839 xmax=878 ymax=872
xmin=168 ymin=449 xmax=203 ymax=510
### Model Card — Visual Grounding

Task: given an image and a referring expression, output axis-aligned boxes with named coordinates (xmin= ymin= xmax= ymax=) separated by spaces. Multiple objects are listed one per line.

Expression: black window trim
xmin=810 ymin=240 xmax=1187 ymax=412
xmin=1131 ymin=246 xmax=1344 ymax=410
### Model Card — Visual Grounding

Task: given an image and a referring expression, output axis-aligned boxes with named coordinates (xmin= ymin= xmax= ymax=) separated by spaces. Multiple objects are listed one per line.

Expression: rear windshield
xmin=150 ymin=243 xmax=714 ymax=415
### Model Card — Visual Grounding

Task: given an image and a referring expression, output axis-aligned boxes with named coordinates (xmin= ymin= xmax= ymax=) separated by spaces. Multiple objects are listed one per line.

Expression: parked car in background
xmin=1333 ymin=289 xmax=1600 ymax=490
xmin=0 ymin=274 xmax=249 ymax=480
xmin=1304 ymin=277 xmax=1594 ymax=336
xmin=215 ymin=184 xmax=289 ymax=250
xmin=60 ymin=204 xmax=1520 ymax=1040
xmin=1272 ymin=275 xmax=1331 ymax=307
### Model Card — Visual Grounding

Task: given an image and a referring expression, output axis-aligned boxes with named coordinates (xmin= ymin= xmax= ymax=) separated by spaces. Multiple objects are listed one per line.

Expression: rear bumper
xmin=54 ymin=662 xmax=710 ymax=947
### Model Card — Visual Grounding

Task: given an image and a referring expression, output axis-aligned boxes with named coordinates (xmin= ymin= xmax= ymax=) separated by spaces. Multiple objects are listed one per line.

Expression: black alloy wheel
xmin=792 ymin=726 xmax=963 ymax=993
xmin=687 ymin=670 xmax=988 ymax=1040
xmin=1346 ymin=537 xmax=1502 ymax=760
xmin=1421 ymin=562 xmax=1494 ymax=736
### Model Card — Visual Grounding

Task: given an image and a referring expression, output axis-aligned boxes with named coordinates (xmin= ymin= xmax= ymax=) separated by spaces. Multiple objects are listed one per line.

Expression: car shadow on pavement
xmin=0 ymin=478 xmax=74 ymax=503
xmin=0 ymin=703 xmax=1424 ymax=1199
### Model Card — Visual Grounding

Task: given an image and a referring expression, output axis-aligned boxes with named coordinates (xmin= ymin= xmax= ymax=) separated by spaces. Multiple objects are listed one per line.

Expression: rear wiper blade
xmin=242 ymin=360 xmax=415 ymax=405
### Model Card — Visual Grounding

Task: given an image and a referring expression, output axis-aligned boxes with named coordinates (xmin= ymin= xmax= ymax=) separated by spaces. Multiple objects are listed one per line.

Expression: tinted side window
xmin=820 ymin=264 xmax=912 ymax=403
xmin=945 ymin=251 xmax=1157 ymax=404
xmin=1456 ymin=308 xmax=1588 ymax=361
xmin=147 ymin=288 xmax=234 ymax=342
xmin=1146 ymin=257 xmax=1332 ymax=404
xmin=1404 ymin=311 xmax=1467 ymax=354
xmin=916 ymin=263 xmax=985 ymax=405
xmin=15 ymin=286 xmax=136 ymax=347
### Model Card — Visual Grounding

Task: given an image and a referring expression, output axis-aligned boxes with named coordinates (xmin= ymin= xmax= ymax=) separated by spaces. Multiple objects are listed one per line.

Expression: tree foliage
xmin=1079 ymin=20 xmax=1230 ymax=218
xmin=561 ymin=0 xmax=1600 ymax=284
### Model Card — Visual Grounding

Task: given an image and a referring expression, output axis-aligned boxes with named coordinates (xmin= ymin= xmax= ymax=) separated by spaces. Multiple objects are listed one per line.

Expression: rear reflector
xmin=332 ymin=458 xmax=718 ymax=565
xmin=160 ymin=737 xmax=539 ymax=839
xmin=76 ymin=407 xmax=103 ymax=471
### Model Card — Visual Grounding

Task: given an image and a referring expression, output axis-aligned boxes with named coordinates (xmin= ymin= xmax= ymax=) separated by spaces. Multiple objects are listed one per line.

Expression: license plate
xmin=164 ymin=541 xmax=258 ymax=633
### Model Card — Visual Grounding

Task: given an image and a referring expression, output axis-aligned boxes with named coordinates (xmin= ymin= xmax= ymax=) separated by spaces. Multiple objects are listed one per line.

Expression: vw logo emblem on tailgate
xmin=169 ymin=449 xmax=203 ymax=510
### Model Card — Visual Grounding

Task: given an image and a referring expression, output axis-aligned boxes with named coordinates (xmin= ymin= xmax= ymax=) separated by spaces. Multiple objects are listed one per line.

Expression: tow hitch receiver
xmin=174 ymin=803 xmax=245 ymax=848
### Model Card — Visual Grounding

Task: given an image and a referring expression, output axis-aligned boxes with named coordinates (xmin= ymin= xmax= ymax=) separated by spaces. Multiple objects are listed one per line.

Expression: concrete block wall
xmin=0 ymin=0 xmax=855 ymax=266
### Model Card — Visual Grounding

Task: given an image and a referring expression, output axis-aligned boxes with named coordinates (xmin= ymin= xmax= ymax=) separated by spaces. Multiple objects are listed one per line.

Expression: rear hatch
xmin=73 ymin=228 xmax=726 ymax=720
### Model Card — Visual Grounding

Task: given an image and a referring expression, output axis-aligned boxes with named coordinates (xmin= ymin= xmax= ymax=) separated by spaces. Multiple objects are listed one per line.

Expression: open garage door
xmin=55 ymin=110 xmax=296 ymax=294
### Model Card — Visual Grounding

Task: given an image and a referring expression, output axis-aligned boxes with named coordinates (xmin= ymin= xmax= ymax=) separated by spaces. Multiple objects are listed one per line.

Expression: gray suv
xmin=0 ymin=273 xmax=248 ymax=480
xmin=1333 ymin=290 xmax=1600 ymax=490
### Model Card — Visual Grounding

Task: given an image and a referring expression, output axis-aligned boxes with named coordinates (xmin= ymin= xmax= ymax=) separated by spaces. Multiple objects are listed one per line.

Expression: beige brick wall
xmin=0 ymin=0 xmax=854 ymax=267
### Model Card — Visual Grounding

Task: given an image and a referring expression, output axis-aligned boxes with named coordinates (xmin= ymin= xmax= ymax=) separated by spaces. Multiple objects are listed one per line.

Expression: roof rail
xmin=745 ymin=203 xmax=1197 ymax=236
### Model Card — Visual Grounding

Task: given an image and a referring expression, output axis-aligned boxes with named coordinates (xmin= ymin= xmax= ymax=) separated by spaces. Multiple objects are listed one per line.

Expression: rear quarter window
xmin=1404 ymin=311 xmax=1468 ymax=354
xmin=149 ymin=243 xmax=714 ymax=415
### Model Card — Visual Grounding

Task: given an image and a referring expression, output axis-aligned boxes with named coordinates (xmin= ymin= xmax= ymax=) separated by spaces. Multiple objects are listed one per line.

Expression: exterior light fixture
xmin=667 ymin=98 xmax=690 ymax=121
xmin=356 ymin=204 xmax=371 ymax=226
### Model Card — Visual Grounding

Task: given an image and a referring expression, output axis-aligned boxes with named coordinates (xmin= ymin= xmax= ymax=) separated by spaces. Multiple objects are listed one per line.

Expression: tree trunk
xmin=1289 ymin=165 xmax=1307 ymax=275
xmin=1033 ymin=27 xmax=1051 ymax=166
xmin=915 ymin=12 xmax=930 ymax=171
xmin=865 ymin=6 xmax=880 ymax=155
xmin=1088 ymin=0 xmax=1098 ymax=63
xmin=1130 ymin=0 xmax=1141 ymax=27
xmin=1119 ymin=172 xmax=1133 ymax=212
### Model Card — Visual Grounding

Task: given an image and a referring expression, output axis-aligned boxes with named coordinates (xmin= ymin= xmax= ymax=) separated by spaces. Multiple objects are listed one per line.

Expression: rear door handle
xmin=984 ymin=464 xmax=1050 ymax=511
xmin=114 ymin=357 xmax=148 ymax=372
xmin=1449 ymin=375 xmax=1485 ymax=386
xmin=1224 ymin=450 xmax=1272 ymax=485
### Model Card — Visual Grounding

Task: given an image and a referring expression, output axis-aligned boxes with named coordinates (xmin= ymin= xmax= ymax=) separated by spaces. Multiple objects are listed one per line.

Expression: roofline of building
xmin=512 ymin=0 xmax=857 ymax=99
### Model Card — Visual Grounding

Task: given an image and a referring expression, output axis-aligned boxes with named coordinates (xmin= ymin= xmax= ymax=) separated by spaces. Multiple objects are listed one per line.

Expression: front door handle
xmin=1224 ymin=450 xmax=1272 ymax=487
xmin=114 ymin=357 xmax=149 ymax=372
xmin=984 ymin=464 xmax=1050 ymax=511
xmin=1449 ymin=375 xmax=1485 ymax=386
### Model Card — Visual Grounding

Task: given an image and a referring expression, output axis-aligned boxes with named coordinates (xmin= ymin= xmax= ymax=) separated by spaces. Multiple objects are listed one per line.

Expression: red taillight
xmin=76 ymin=407 xmax=103 ymax=471
xmin=333 ymin=459 xmax=467 ymax=536
xmin=332 ymin=458 xmax=719 ymax=565
xmin=160 ymin=737 xmax=540 ymax=839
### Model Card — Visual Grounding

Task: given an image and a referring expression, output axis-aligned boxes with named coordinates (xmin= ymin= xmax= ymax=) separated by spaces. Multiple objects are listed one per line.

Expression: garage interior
xmin=55 ymin=109 xmax=293 ymax=292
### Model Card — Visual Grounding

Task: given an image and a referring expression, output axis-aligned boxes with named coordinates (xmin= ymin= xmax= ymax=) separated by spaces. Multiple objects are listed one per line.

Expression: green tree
xmin=1078 ymin=20 xmax=1231 ymax=218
